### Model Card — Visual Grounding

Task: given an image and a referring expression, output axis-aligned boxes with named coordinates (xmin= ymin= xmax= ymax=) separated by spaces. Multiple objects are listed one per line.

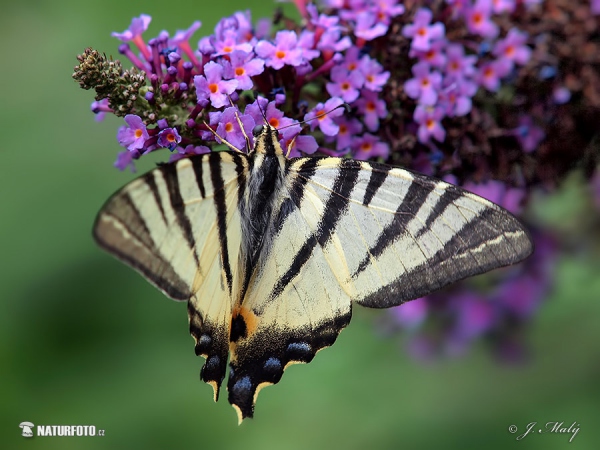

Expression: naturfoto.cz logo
xmin=19 ymin=422 xmax=105 ymax=438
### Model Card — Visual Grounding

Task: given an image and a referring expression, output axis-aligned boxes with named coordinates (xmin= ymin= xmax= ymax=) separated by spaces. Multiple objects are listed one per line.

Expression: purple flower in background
xmin=158 ymin=128 xmax=182 ymax=150
xmin=463 ymin=180 xmax=526 ymax=215
xmin=492 ymin=0 xmax=516 ymax=14
xmin=354 ymin=11 xmax=389 ymax=41
xmin=333 ymin=117 xmax=363 ymax=150
xmin=359 ymin=56 xmax=390 ymax=92
xmin=391 ymin=299 xmax=428 ymax=330
xmin=444 ymin=43 xmax=477 ymax=82
xmin=212 ymin=29 xmax=253 ymax=56
xmin=493 ymin=29 xmax=531 ymax=68
xmin=117 ymin=114 xmax=149 ymax=151
xmin=112 ymin=14 xmax=151 ymax=42
xmin=210 ymin=106 xmax=255 ymax=150
xmin=245 ymin=98 xmax=300 ymax=141
xmin=402 ymin=8 xmax=445 ymax=52
xmin=222 ymin=50 xmax=265 ymax=90
xmin=352 ymin=133 xmax=390 ymax=159
xmin=169 ymin=144 xmax=210 ymax=162
xmin=410 ymin=39 xmax=448 ymax=69
xmin=194 ymin=61 xmax=238 ymax=108
xmin=465 ymin=0 xmax=499 ymax=39
xmin=114 ymin=150 xmax=136 ymax=172
xmin=439 ymin=82 xmax=476 ymax=117
xmin=404 ymin=62 xmax=442 ymax=105
xmin=414 ymin=105 xmax=446 ymax=143
xmin=514 ymin=115 xmax=545 ymax=152
xmin=354 ymin=89 xmax=387 ymax=131
xmin=305 ymin=97 xmax=344 ymax=136
xmin=280 ymin=134 xmax=319 ymax=158
xmin=478 ymin=58 xmax=512 ymax=92
xmin=326 ymin=66 xmax=364 ymax=103
xmin=255 ymin=30 xmax=314 ymax=70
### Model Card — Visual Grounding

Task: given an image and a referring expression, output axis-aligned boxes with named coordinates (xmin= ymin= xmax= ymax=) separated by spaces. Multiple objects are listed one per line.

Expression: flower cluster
xmin=74 ymin=0 xmax=600 ymax=361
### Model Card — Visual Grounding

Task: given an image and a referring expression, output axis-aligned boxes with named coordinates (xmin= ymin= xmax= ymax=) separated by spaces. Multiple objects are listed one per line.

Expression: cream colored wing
xmin=93 ymin=151 xmax=249 ymax=399
xmin=226 ymin=156 xmax=533 ymax=421
xmin=288 ymin=157 xmax=533 ymax=307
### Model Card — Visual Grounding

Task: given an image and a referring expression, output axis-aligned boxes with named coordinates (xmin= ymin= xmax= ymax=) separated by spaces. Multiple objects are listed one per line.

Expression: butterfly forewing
xmin=286 ymin=157 xmax=533 ymax=307
xmin=94 ymin=151 xmax=249 ymax=399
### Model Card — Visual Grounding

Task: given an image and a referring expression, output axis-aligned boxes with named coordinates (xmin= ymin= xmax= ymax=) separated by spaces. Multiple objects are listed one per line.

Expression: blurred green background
xmin=1 ymin=0 xmax=599 ymax=448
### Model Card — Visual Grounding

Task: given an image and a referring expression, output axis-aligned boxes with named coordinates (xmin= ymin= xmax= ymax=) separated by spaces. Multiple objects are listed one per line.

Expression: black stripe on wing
xmin=162 ymin=163 xmax=200 ymax=265
xmin=270 ymin=158 xmax=361 ymax=300
xmin=209 ymin=152 xmax=234 ymax=296
xmin=352 ymin=176 xmax=437 ymax=278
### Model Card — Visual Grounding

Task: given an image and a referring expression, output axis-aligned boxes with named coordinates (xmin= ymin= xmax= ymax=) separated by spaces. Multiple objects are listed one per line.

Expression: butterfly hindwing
xmin=226 ymin=176 xmax=354 ymax=420
xmin=94 ymin=151 xmax=249 ymax=399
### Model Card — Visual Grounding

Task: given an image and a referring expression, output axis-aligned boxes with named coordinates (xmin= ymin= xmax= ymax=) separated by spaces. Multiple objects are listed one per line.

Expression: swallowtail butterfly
xmin=94 ymin=123 xmax=533 ymax=422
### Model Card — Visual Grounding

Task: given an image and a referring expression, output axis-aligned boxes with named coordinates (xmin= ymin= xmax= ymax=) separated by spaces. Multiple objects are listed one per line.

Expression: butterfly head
xmin=252 ymin=124 xmax=284 ymax=156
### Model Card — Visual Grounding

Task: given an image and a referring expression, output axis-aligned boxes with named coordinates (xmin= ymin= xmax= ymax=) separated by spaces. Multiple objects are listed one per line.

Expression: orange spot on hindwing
xmin=230 ymin=306 xmax=258 ymax=343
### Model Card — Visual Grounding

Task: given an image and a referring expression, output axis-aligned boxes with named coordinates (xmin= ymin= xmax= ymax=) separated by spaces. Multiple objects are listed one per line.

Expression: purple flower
xmin=553 ymin=86 xmax=571 ymax=104
xmin=391 ymin=299 xmax=428 ymax=329
xmin=439 ymin=82 xmax=476 ymax=117
xmin=444 ymin=43 xmax=477 ymax=82
xmin=114 ymin=150 xmax=136 ymax=172
xmin=402 ymin=8 xmax=445 ymax=52
xmin=354 ymin=11 xmax=389 ymax=41
xmin=492 ymin=0 xmax=516 ymax=14
xmin=326 ymin=66 xmax=364 ymax=103
xmin=245 ymin=98 xmax=300 ymax=141
xmin=465 ymin=0 xmax=499 ymax=39
xmin=452 ymin=293 xmax=496 ymax=339
xmin=358 ymin=56 xmax=390 ymax=91
xmin=194 ymin=61 xmax=238 ymax=108
xmin=513 ymin=115 xmax=545 ymax=152
xmin=112 ymin=14 xmax=151 ymax=42
xmin=352 ymin=133 xmax=390 ymax=159
xmin=117 ymin=114 xmax=149 ymax=151
xmin=158 ymin=127 xmax=182 ymax=150
xmin=304 ymin=97 xmax=345 ymax=136
xmin=170 ymin=21 xmax=202 ymax=67
xmin=410 ymin=39 xmax=448 ymax=69
xmin=280 ymin=134 xmax=319 ymax=158
xmin=209 ymin=106 xmax=255 ymax=150
xmin=404 ymin=62 xmax=442 ymax=106
xmin=354 ymin=89 xmax=387 ymax=131
xmin=414 ymin=105 xmax=446 ymax=143
xmin=255 ymin=30 xmax=315 ymax=70
xmin=463 ymin=180 xmax=525 ymax=215
xmin=169 ymin=144 xmax=210 ymax=163
xmin=222 ymin=51 xmax=265 ymax=90
xmin=478 ymin=58 xmax=512 ymax=92
xmin=332 ymin=117 xmax=363 ymax=150
xmin=212 ymin=29 xmax=253 ymax=56
xmin=493 ymin=28 xmax=531 ymax=68
xmin=91 ymin=99 xmax=111 ymax=122
xmin=373 ymin=0 xmax=406 ymax=23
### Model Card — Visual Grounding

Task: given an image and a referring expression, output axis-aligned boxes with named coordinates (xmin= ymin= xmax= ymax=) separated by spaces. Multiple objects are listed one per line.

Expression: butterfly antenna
xmin=227 ymin=95 xmax=252 ymax=152
xmin=202 ymin=120 xmax=244 ymax=153
xmin=277 ymin=102 xmax=350 ymax=132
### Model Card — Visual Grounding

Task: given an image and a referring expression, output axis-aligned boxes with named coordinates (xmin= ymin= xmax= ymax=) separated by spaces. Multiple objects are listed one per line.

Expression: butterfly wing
xmin=227 ymin=156 xmax=533 ymax=421
xmin=291 ymin=157 xmax=533 ymax=307
xmin=93 ymin=151 xmax=249 ymax=399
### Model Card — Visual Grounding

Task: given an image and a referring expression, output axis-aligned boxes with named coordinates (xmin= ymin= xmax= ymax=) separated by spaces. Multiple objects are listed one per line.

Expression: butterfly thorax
xmin=239 ymin=128 xmax=287 ymax=300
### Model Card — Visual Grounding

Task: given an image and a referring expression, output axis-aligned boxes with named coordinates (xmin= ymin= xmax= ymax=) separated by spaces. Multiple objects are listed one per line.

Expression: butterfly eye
xmin=252 ymin=125 xmax=265 ymax=137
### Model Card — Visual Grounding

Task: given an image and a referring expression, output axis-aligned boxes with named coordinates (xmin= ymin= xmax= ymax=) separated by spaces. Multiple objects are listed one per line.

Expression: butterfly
xmin=94 ymin=123 xmax=533 ymax=423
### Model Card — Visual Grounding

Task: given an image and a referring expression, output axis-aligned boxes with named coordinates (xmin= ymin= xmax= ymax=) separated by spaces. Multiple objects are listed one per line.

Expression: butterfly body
xmin=94 ymin=124 xmax=533 ymax=423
